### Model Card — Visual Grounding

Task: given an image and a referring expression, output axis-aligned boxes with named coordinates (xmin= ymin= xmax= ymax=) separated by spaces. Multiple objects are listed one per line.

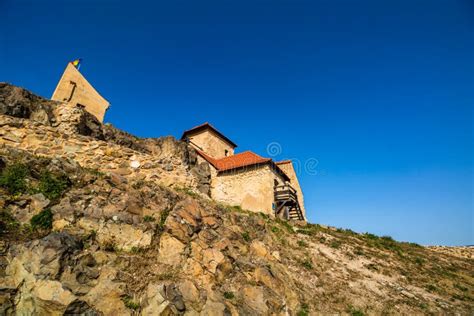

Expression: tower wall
xmin=51 ymin=63 xmax=109 ymax=122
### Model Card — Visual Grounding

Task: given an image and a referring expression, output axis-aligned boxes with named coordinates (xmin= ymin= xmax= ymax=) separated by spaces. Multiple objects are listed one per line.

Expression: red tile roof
xmin=196 ymin=150 xmax=290 ymax=181
xmin=181 ymin=122 xmax=237 ymax=148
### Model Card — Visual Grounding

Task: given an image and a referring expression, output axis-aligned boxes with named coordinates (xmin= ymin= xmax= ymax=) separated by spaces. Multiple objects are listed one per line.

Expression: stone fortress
xmin=2 ymin=61 xmax=306 ymax=221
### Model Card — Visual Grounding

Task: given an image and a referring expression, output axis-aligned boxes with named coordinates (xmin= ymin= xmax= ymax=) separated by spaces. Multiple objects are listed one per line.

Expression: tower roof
xmin=181 ymin=122 xmax=237 ymax=148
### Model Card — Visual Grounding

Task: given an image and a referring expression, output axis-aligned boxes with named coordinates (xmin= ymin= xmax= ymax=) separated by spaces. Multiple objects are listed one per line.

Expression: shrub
xmin=175 ymin=187 xmax=199 ymax=198
xmin=381 ymin=235 xmax=394 ymax=242
xmin=297 ymin=303 xmax=309 ymax=316
xmin=223 ymin=291 xmax=234 ymax=299
xmin=330 ymin=239 xmax=342 ymax=249
xmin=122 ymin=296 xmax=140 ymax=310
xmin=426 ymin=284 xmax=437 ymax=292
xmin=0 ymin=163 xmax=29 ymax=195
xmin=0 ymin=209 xmax=20 ymax=234
xmin=158 ymin=208 xmax=170 ymax=231
xmin=301 ymin=259 xmax=313 ymax=270
xmin=276 ymin=218 xmax=294 ymax=233
xmin=143 ymin=215 xmax=155 ymax=222
xmin=354 ymin=247 xmax=364 ymax=256
xmin=414 ymin=257 xmax=425 ymax=266
xmin=37 ymin=171 xmax=68 ymax=200
xmin=271 ymin=226 xmax=280 ymax=233
xmin=454 ymin=283 xmax=468 ymax=292
xmin=30 ymin=208 xmax=53 ymax=230
xmin=297 ymin=240 xmax=308 ymax=248
xmin=363 ymin=233 xmax=379 ymax=240
xmin=347 ymin=305 xmax=366 ymax=316
xmin=130 ymin=246 xmax=143 ymax=253
xmin=242 ymin=231 xmax=251 ymax=242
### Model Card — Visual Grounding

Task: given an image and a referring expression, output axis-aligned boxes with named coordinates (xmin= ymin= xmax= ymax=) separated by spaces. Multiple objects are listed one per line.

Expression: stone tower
xmin=51 ymin=62 xmax=109 ymax=122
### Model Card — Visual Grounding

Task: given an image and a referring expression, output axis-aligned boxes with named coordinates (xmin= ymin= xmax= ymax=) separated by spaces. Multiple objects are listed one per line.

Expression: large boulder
xmin=0 ymin=83 xmax=55 ymax=124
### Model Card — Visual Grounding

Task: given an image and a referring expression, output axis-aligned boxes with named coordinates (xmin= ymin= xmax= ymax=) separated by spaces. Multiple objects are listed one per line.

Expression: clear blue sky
xmin=1 ymin=0 xmax=472 ymax=246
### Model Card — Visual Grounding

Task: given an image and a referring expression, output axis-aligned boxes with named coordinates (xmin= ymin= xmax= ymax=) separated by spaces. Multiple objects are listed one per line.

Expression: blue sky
xmin=1 ymin=0 xmax=472 ymax=245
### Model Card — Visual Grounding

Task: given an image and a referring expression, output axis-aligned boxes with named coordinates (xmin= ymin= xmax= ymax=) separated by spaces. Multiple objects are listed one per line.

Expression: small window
xmin=225 ymin=149 xmax=229 ymax=156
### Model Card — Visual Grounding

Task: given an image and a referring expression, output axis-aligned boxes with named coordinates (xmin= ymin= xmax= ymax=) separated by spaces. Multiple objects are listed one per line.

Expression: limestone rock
xmin=242 ymin=286 xmax=268 ymax=314
xmin=201 ymin=248 xmax=225 ymax=274
xmin=157 ymin=233 xmax=186 ymax=265
xmin=96 ymin=222 xmax=153 ymax=251
xmin=32 ymin=279 xmax=77 ymax=314
xmin=142 ymin=283 xmax=171 ymax=315
xmin=250 ymin=240 xmax=270 ymax=260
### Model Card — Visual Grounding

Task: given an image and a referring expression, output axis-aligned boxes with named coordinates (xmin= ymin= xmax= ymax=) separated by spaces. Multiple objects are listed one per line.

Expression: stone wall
xmin=0 ymin=114 xmax=207 ymax=192
xmin=51 ymin=63 xmax=109 ymax=122
xmin=209 ymin=163 xmax=286 ymax=215
xmin=188 ymin=129 xmax=234 ymax=158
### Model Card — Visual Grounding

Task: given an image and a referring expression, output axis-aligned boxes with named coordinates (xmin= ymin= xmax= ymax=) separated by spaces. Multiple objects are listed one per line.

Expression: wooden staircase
xmin=274 ymin=184 xmax=304 ymax=221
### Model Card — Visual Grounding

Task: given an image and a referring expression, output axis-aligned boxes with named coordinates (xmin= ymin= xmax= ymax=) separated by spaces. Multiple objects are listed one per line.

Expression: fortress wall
xmin=277 ymin=162 xmax=306 ymax=218
xmin=210 ymin=164 xmax=286 ymax=215
xmin=188 ymin=129 xmax=234 ymax=158
xmin=51 ymin=63 xmax=109 ymax=122
xmin=0 ymin=114 xmax=200 ymax=190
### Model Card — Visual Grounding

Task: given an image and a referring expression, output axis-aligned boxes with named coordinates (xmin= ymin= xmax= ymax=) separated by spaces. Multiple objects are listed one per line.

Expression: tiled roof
xmin=181 ymin=122 xmax=237 ymax=148
xmin=276 ymin=160 xmax=292 ymax=165
xmin=196 ymin=150 xmax=290 ymax=181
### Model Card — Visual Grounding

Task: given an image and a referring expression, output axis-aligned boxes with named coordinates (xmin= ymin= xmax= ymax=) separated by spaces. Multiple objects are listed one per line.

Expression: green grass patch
xmin=242 ymin=231 xmax=251 ymax=242
xmin=175 ymin=186 xmax=199 ymax=198
xmin=347 ymin=305 xmax=366 ymax=316
xmin=143 ymin=215 xmax=155 ymax=222
xmin=300 ymin=258 xmax=313 ymax=270
xmin=157 ymin=208 xmax=170 ymax=232
xmin=30 ymin=208 xmax=53 ymax=230
xmin=0 ymin=209 xmax=20 ymax=234
xmin=297 ymin=303 xmax=309 ymax=316
xmin=297 ymin=240 xmax=308 ymax=248
xmin=36 ymin=171 xmax=68 ymax=200
xmin=330 ymin=239 xmax=342 ymax=249
xmin=0 ymin=163 xmax=29 ymax=195
xmin=122 ymin=296 xmax=140 ymax=310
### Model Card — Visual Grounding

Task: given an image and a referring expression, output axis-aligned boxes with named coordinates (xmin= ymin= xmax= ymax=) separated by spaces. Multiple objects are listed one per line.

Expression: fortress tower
xmin=51 ymin=62 xmax=109 ymax=122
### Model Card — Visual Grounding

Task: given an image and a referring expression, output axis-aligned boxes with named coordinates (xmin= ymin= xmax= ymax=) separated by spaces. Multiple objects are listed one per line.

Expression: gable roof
xmin=181 ymin=122 xmax=237 ymax=148
xmin=196 ymin=150 xmax=290 ymax=181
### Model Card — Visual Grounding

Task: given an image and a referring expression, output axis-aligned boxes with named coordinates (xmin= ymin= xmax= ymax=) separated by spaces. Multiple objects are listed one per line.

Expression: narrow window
xmin=225 ymin=149 xmax=229 ymax=156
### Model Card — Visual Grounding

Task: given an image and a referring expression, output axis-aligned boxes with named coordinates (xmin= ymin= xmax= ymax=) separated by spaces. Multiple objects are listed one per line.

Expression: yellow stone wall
xmin=188 ymin=129 xmax=234 ymax=158
xmin=51 ymin=63 xmax=109 ymax=122
xmin=277 ymin=162 xmax=306 ymax=219
xmin=209 ymin=163 xmax=286 ymax=215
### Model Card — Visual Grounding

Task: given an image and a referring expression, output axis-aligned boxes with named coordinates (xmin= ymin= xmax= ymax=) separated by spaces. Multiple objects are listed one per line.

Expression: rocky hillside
xmin=0 ymin=84 xmax=473 ymax=315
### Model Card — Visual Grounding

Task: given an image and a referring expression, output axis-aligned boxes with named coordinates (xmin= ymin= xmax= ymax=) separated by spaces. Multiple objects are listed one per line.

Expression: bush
xmin=297 ymin=303 xmax=309 ymax=316
xmin=0 ymin=163 xmax=29 ymax=195
xmin=143 ymin=215 xmax=155 ymax=222
xmin=297 ymin=240 xmax=308 ymax=248
xmin=301 ymin=259 xmax=313 ymax=270
xmin=158 ymin=208 xmax=170 ymax=231
xmin=122 ymin=296 xmax=140 ymax=310
xmin=0 ymin=209 xmax=20 ymax=234
xmin=330 ymin=239 xmax=342 ymax=249
xmin=37 ymin=171 xmax=68 ymax=200
xmin=223 ymin=291 xmax=234 ymax=299
xmin=242 ymin=231 xmax=251 ymax=242
xmin=347 ymin=305 xmax=366 ymax=316
xmin=30 ymin=208 xmax=53 ymax=230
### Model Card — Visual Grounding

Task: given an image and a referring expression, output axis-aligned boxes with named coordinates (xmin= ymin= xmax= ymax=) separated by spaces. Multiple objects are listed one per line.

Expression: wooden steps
xmin=274 ymin=184 xmax=304 ymax=221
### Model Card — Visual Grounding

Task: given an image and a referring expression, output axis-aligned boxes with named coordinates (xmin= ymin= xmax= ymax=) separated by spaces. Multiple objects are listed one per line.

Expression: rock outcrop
xmin=0 ymin=84 xmax=472 ymax=315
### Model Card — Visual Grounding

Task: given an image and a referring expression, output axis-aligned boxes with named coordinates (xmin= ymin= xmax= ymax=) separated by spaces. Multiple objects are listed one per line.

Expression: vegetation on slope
xmin=0 ymin=146 xmax=473 ymax=315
